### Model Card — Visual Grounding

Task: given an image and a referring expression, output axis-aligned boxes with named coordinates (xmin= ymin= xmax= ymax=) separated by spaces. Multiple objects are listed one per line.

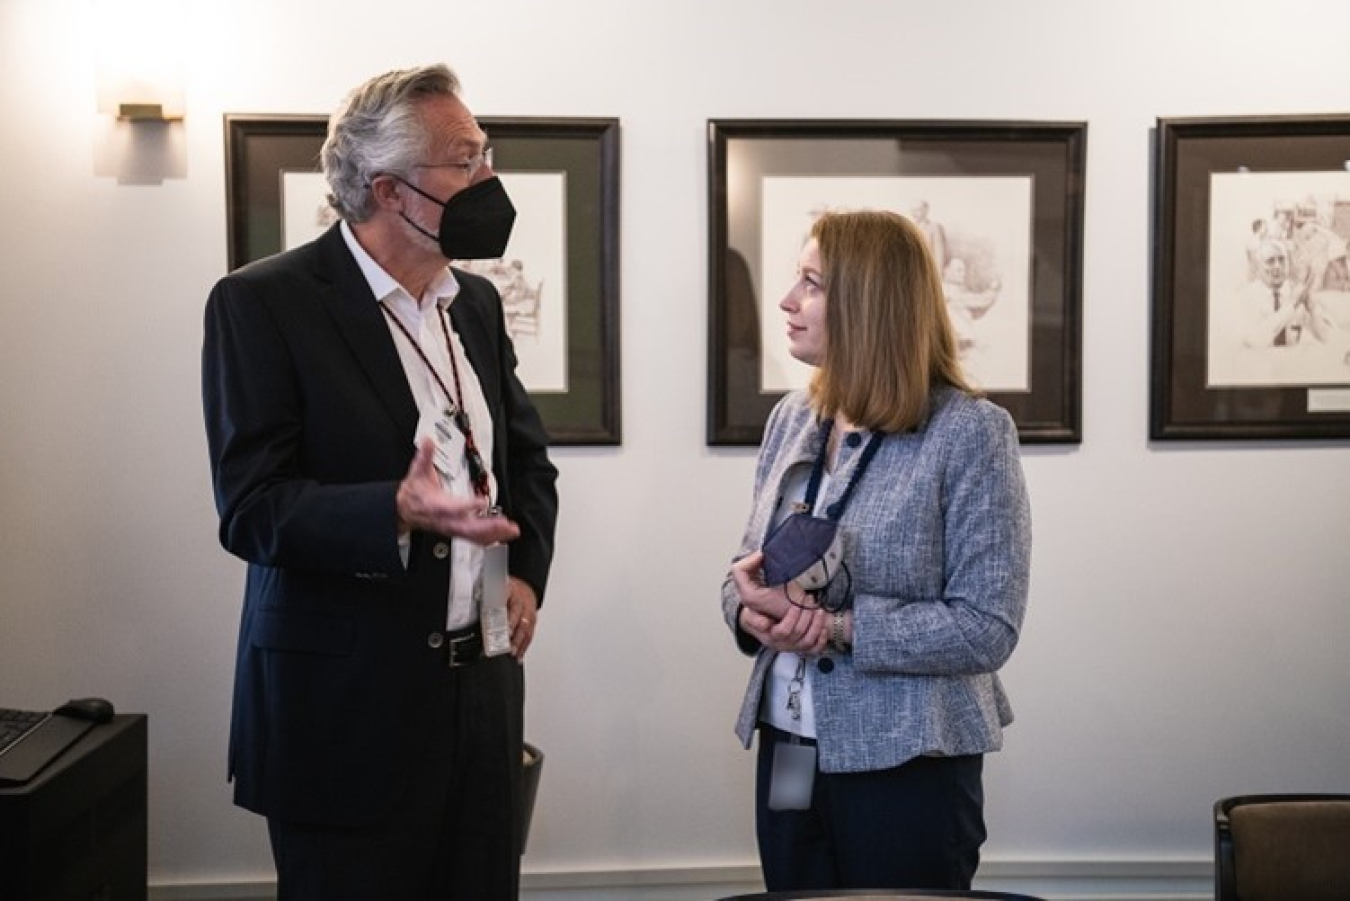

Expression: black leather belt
xmin=431 ymin=624 xmax=484 ymax=668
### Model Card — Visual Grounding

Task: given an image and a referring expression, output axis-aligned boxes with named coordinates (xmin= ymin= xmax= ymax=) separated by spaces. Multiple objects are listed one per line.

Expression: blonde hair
xmin=808 ymin=210 xmax=977 ymax=433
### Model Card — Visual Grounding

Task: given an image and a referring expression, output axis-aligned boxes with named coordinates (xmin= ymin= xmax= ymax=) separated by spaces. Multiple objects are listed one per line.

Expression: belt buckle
xmin=446 ymin=631 xmax=480 ymax=668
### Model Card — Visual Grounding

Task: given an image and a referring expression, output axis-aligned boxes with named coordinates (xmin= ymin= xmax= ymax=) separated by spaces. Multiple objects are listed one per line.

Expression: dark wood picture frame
xmin=1151 ymin=115 xmax=1350 ymax=440
xmin=707 ymin=119 xmax=1086 ymax=446
xmin=224 ymin=114 xmax=622 ymax=445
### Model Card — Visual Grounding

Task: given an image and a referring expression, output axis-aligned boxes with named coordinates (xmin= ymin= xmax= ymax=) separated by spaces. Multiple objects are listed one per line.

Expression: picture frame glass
xmin=708 ymin=122 xmax=1086 ymax=446
xmin=1152 ymin=116 xmax=1350 ymax=440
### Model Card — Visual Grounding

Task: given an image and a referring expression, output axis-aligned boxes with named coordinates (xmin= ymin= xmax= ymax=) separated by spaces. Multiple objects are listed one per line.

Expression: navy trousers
xmin=755 ymin=724 xmax=986 ymax=892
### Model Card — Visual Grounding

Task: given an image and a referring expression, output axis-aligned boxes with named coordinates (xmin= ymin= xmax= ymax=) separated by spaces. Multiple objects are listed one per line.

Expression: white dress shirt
xmin=341 ymin=222 xmax=495 ymax=630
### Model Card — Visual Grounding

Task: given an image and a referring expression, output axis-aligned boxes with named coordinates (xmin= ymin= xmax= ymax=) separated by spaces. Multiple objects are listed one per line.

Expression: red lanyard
xmin=379 ymin=302 xmax=490 ymax=497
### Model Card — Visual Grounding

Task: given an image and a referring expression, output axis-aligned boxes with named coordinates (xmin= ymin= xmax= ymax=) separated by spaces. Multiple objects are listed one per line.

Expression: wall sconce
xmin=93 ymin=0 xmax=187 ymax=124
xmin=115 ymin=100 xmax=184 ymax=124
xmin=91 ymin=0 xmax=189 ymax=182
xmin=97 ymin=68 xmax=186 ymax=124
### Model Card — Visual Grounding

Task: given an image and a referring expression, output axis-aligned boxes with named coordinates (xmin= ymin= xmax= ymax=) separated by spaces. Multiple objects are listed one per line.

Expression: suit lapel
xmin=448 ymin=280 xmax=501 ymax=412
xmin=312 ymin=225 xmax=420 ymax=439
xmin=448 ymin=277 xmax=513 ymax=482
xmin=785 ymin=413 xmax=827 ymax=469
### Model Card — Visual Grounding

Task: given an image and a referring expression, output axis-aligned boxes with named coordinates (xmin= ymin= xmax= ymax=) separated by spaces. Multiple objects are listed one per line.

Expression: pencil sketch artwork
xmin=454 ymin=172 xmax=568 ymax=392
xmin=1206 ymin=171 xmax=1350 ymax=387
xmin=759 ymin=176 xmax=1034 ymax=394
xmin=281 ymin=170 xmax=569 ymax=393
xmin=454 ymin=257 xmax=544 ymax=346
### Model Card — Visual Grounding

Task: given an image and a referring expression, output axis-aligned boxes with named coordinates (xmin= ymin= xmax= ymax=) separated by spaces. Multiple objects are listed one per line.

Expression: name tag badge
xmin=417 ymin=409 xmax=467 ymax=491
xmin=767 ymin=738 xmax=816 ymax=811
xmin=480 ymin=543 xmax=511 ymax=657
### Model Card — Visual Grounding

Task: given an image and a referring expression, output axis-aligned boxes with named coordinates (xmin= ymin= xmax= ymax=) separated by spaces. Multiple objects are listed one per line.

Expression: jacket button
xmin=433 ymin=542 xmax=450 ymax=560
xmin=428 ymin=633 xmax=444 ymax=649
xmin=817 ymin=657 xmax=835 ymax=674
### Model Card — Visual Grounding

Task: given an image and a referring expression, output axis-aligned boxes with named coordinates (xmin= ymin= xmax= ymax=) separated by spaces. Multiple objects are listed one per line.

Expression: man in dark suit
xmin=202 ymin=64 xmax=558 ymax=900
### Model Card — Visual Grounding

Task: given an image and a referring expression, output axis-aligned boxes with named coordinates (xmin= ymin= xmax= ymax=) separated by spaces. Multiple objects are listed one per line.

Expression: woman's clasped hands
xmin=730 ymin=551 xmax=830 ymax=656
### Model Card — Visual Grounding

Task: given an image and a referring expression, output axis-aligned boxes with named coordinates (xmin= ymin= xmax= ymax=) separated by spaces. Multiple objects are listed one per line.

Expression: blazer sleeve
xmin=720 ymin=394 xmax=804 ymax=655
xmin=852 ymin=400 xmax=1032 ymax=675
xmin=201 ymin=261 xmax=407 ymax=576
xmin=498 ymin=331 xmax=559 ymax=605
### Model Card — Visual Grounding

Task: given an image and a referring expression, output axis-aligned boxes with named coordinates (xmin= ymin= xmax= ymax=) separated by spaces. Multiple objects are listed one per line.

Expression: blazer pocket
xmin=253 ymin=609 xmax=356 ymax=657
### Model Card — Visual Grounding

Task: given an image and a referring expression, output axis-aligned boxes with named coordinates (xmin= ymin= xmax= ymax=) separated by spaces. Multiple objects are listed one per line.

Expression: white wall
xmin=2 ymin=0 xmax=1348 ymax=896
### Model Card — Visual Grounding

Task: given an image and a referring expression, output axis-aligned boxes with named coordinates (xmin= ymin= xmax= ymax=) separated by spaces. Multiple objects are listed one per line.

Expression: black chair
xmin=719 ymin=890 xmax=1044 ymax=900
xmin=1215 ymin=793 xmax=1350 ymax=901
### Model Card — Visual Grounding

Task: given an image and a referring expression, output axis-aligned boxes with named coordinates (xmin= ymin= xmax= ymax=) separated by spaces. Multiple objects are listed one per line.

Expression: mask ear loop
xmin=817 ymin=561 xmax=852 ymax=613
xmin=780 ymin=557 xmax=852 ymax=612
xmin=781 ymin=582 xmax=816 ymax=611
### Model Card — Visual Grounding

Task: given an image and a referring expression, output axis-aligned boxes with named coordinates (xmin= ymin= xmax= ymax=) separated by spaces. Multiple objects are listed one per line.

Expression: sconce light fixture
xmin=97 ymin=67 xmax=186 ymax=124
xmin=94 ymin=1 xmax=187 ymax=123
xmin=115 ymin=101 xmax=184 ymax=124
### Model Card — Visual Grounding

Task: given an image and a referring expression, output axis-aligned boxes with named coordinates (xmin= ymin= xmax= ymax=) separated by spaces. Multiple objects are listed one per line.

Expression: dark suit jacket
xmin=201 ymin=224 xmax=558 ymax=826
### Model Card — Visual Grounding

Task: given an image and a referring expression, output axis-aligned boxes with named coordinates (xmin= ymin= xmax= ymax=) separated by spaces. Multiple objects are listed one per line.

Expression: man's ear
xmin=369 ymin=174 xmax=402 ymax=210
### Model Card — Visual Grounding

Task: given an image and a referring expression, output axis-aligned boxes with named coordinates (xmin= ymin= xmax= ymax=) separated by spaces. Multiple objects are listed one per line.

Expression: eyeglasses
xmin=414 ymin=146 xmax=494 ymax=181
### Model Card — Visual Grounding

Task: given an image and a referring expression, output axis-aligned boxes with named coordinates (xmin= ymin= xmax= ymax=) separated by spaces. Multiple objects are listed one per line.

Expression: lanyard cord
xmin=803 ymin=418 xmax=884 ymax=520
xmin=380 ymin=302 xmax=458 ymax=411
xmin=379 ymin=301 xmax=491 ymax=497
xmin=767 ymin=418 xmax=882 ymax=614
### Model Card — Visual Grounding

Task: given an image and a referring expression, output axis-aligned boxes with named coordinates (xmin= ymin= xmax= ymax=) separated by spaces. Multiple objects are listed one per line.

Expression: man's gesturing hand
xmin=397 ymin=438 xmax=520 ymax=545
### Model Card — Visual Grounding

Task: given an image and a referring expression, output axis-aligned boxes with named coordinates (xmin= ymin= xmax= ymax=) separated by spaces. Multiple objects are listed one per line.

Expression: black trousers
xmin=755 ymin=724 xmax=986 ymax=892
xmin=267 ymin=654 xmax=524 ymax=900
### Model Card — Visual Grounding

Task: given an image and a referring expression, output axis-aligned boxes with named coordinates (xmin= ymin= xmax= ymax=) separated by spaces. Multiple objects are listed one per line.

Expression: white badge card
xmin=416 ymin=409 xmax=467 ymax=491
xmin=767 ymin=738 xmax=816 ymax=810
xmin=480 ymin=543 xmax=511 ymax=656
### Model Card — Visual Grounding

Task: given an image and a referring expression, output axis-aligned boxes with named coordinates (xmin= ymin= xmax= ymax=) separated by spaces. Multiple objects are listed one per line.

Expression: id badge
xmin=417 ymin=409 xmax=466 ymax=491
xmin=480 ymin=543 xmax=511 ymax=657
xmin=767 ymin=738 xmax=816 ymax=810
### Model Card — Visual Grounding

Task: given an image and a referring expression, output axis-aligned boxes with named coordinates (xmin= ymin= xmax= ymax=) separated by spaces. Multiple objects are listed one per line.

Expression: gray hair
xmin=320 ymin=64 xmax=461 ymax=223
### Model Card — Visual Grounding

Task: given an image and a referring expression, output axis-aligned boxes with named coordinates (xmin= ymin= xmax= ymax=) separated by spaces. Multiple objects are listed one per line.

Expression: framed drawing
xmin=224 ymin=114 xmax=621 ymax=445
xmin=707 ymin=119 xmax=1086 ymax=445
xmin=1151 ymin=115 xmax=1350 ymax=440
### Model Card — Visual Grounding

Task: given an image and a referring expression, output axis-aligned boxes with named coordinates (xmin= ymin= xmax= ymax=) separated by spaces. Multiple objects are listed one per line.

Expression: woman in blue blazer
xmin=723 ymin=210 xmax=1031 ymax=892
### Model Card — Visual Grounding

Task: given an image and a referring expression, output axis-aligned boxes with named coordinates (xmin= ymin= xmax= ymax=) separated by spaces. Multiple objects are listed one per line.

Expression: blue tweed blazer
xmin=722 ymin=386 xmax=1031 ymax=773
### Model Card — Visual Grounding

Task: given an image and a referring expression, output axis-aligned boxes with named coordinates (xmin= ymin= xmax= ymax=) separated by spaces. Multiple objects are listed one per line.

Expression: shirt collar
xmin=339 ymin=220 xmax=460 ymax=309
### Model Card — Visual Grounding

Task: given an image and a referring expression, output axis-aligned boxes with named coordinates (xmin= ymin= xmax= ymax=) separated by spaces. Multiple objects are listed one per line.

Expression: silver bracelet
xmin=830 ymin=611 xmax=850 ymax=652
